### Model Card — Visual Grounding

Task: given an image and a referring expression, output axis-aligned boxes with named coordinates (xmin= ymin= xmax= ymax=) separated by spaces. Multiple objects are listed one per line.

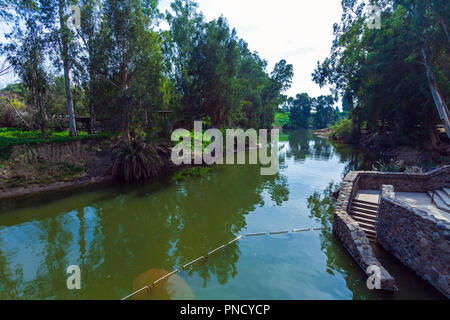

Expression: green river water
xmin=0 ymin=130 xmax=445 ymax=299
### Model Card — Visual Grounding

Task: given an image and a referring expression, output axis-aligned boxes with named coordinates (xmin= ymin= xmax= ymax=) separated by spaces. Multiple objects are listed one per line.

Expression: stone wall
xmin=333 ymin=171 xmax=396 ymax=290
xmin=377 ymin=184 xmax=450 ymax=298
xmin=334 ymin=165 xmax=450 ymax=297
xmin=357 ymin=166 xmax=450 ymax=192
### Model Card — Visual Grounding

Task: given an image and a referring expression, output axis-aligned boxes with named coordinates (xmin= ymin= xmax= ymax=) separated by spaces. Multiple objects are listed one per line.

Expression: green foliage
xmin=166 ymin=0 xmax=293 ymax=130
xmin=1 ymin=0 xmax=295 ymax=164
xmin=279 ymin=93 xmax=340 ymax=130
xmin=273 ymin=112 xmax=290 ymax=127
xmin=112 ymin=138 xmax=171 ymax=182
xmin=171 ymin=166 xmax=211 ymax=182
xmin=372 ymin=159 xmax=406 ymax=173
xmin=307 ymin=182 xmax=339 ymax=228
xmin=278 ymin=133 xmax=289 ymax=142
xmin=329 ymin=118 xmax=353 ymax=141
xmin=312 ymin=95 xmax=337 ymax=129
xmin=0 ymin=128 xmax=111 ymax=159
xmin=289 ymin=93 xmax=311 ymax=129
xmin=313 ymin=0 xmax=449 ymax=147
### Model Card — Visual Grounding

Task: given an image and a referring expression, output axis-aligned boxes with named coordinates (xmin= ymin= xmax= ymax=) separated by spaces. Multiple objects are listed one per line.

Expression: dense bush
xmin=329 ymin=118 xmax=352 ymax=141
xmin=111 ymin=138 xmax=171 ymax=182
xmin=273 ymin=112 xmax=290 ymax=128
xmin=372 ymin=159 xmax=406 ymax=173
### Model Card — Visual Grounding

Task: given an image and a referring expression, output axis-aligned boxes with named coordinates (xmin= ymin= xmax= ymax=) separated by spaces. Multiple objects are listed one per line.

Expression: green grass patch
xmin=0 ymin=128 xmax=112 ymax=160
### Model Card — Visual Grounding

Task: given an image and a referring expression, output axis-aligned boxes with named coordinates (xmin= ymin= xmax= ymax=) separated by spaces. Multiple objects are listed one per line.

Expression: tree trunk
xmin=421 ymin=45 xmax=450 ymax=139
xmin=88 ymin=0 xmax=95 ymax=134
xmin=58 ymin=0 xmax=77 ymax=136
xmin=38 ymin=94 xmax=47 ymax=139
xmin=120 ymin=60 xmax=130 ymax=145
xmin=87 ymin=54 xmax=95 ymax=134
xmin=88 ymin=65 xmax=95 ymax=134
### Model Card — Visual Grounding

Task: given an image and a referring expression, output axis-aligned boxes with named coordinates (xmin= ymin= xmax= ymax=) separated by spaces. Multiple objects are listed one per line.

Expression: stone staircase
xmin=427 ymin=187 xmax=450 ymax=213
xmin=350 ymin=199 xmax=378 ymax=242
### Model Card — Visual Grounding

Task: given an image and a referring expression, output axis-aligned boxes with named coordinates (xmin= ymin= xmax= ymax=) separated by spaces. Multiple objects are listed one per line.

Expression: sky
xmin=0 ymin=0 xmax=343 ymax=100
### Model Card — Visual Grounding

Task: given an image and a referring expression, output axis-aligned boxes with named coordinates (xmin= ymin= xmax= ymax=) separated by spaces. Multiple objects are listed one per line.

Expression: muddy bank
xmin=312 ymin=128 xmax=331 ymax=139
xmin=0 ymin=175 xmax=115 ymax=202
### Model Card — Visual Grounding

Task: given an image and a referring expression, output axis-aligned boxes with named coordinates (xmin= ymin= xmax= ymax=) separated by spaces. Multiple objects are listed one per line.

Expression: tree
xmin=289 ymin=93 xmax=312 ymax=129
xmin=236 ymin=41 xmax=272 ymax=129
xmin=77 ymin=0 xmax=102 ymax=133
xmin=1 ymin=1 xmax=49 ymax=137
xmin=191 ymin=16 xmax=240 ymax=128
xmin=102 ymin=0 xmax=161 ymax=144
xmin=313 ymin=0 xmax=449 ymax=146
xmin=394 ymin=0 xmax=450 ymax=138
xmin=260 ymin=59 xmax=293 ymax=128
xmin=54 ymin=0 xmax=78 ymax=136
xmin=312 ymin=95 xmax=336 ymax=129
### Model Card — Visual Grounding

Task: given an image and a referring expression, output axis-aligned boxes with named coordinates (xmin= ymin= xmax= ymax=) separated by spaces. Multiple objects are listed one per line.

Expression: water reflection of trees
xmin=328 ymin=141 xmax=376 ymax=177
xmin=285 ymin=130 xmax=375 ymax=176
xmin=306 ymin=183 xmax=398 ymax=300
xmin=0 ymin=160 xmax=290 ymax=299
xmin=286 ymin=130 xmax=333 ymax=161
xmin=306 ymin=183 xmax=373 ymax=299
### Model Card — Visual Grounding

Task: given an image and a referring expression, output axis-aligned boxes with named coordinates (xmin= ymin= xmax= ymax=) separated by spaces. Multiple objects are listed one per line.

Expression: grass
xmin=0 ymin=127 xmax=111 ymax=159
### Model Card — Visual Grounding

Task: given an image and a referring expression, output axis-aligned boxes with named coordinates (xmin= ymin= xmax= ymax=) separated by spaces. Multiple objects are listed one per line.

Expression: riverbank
xmin=312 ymin=128 xmax=332 ymax=139
xmin=0 ymin=129 xmax=443 ymax=299
xmin=0 ymin=175 xmax=115 ymax=202
xmin=0 ymin=135 xmax=262 ymax=202
xmin=313 ymin=129 xmax=450 ymax=169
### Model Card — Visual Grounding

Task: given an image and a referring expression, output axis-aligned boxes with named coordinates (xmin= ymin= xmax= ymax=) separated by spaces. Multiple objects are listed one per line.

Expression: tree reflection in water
xmin=0 ymin=156 xmax=290 ymax=299
xmin=306 ymin=183 xmax=385 ymax=299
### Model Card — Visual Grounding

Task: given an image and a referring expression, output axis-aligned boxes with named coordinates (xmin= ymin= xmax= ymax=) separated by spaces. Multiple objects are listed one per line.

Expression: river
xmin=0 ymin=130 xmax=444 ymax=299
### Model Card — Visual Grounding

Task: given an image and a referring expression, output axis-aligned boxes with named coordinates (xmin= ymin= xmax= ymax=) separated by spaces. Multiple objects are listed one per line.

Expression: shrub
xmin=111 ymin=138 xmax=171 ymax=182
xmin=372 ymin=159 xmax=406 ymax=172
xmin=273 ymin=112 xmax=290 ymax=128
xmin=329 ymin=118 xmax=353 ymax=141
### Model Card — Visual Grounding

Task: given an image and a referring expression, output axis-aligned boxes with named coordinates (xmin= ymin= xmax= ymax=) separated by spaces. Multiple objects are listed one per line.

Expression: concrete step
xmin=443 ymin=187 xmax=450 ymax=197
xmin=350 ymin=210 xmax=377 ymax=219
xmin=366 ymin=233 xmax=376 ymax=242
xmin=360 ymin=226 xmax=376 ymax=236
xmin=356 ymin=221 xmax=376 ymax=230
xmin=350 ymin=206 xmax=377 ymax=216
xmin=353 ymin=199 xmax=378 ymax=207
xmin=352 ymin=202 xmax=378 ymax=212
xmin=433 ymin=195 xmax=450 ymax=214
xmin=352 ymin=214 xmax=376 ymax=224
xmin=435 ymin=189 xmax=450 ymax=206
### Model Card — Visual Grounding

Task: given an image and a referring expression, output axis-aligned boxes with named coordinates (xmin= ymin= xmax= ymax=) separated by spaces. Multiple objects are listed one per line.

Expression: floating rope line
xmin=121 ymin=228 xmax=329 ymax=300
xmin=269 ymin=230 xmax=289 ymax=235
xmin=292 ymin=228 xmax=311 ymax=233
